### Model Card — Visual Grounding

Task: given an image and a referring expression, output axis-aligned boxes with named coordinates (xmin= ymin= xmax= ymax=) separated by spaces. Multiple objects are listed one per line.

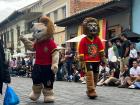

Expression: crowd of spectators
xmin=56 ymin=33 xmax=140 ymax=89
xmin=9 ymin=56 xmax=34 ymax=77
xmin=7 ymin=33 xmax=140 ymax=89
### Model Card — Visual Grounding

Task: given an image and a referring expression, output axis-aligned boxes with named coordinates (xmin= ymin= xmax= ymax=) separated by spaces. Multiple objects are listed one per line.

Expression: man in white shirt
xmin=125 ymin=60 xmax=140 ymax=88
xmin=130 ymin=61 xmax=140 ymax=77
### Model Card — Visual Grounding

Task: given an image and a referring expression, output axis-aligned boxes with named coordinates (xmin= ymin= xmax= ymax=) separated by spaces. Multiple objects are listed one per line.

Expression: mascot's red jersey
xmin=34 ymin=39 xmax=57 ymax=65
xmin=79 ymin=36 xmax=104 ymax=62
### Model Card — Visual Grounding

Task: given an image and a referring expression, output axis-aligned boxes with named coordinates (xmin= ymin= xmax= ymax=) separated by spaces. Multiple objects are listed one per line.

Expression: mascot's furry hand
xmin=19 ymin=35 xmax=34 ymax=51
xmin=51 ymin=64 xmax=58 ymax=74
xmin=51 ymin=50 xmax=59 ymax=74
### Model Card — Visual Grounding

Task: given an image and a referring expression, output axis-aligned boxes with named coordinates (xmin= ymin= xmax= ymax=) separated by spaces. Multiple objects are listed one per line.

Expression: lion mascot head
xmin=32 ymin=16 xmax=55 ymax=42
xmin=83 ymin=17 xmax=100 ymax=39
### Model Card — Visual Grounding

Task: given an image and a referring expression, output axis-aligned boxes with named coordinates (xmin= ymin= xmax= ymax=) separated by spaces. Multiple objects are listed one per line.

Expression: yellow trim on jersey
xmin=87 ymin=37 xmax=94 ymax=42
xmin=51 ymin=48 xmax=58 ymax=54
xmin=99 ymin=49 xmax=104 ymax=52
xmin=79 ymin=54 xmax=84 ymax=56
xmin=85 ymin=61 xmax=100 ymax=62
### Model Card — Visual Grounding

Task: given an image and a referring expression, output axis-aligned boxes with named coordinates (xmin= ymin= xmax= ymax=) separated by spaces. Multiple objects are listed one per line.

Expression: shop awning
xmin=110 ymin=29 xmax=140 ymax=42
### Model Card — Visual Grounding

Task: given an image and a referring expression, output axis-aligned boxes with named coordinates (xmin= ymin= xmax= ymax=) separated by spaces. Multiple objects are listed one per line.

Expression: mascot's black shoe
xmin=89 ymin=96 xmax=98 ymax=99
xmin=86 ymin=90 xmax=98 ymax=99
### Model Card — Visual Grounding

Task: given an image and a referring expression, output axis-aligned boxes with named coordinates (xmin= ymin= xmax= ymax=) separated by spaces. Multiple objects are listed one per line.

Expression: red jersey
xmin=78 ymin=36 xmax=104 ymax=62
xmin=34 ymin=39 xmax=57 ymax=65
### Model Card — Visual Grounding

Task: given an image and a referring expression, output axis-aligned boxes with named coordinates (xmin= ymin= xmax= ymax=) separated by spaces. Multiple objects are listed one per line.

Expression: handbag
xmin=3 ymin=85 xmax=20 ymax=105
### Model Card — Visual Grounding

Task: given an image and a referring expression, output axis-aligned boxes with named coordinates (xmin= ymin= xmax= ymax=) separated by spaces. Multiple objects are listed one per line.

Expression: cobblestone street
xmin=0 ymin=77 xmax=140 ymax=105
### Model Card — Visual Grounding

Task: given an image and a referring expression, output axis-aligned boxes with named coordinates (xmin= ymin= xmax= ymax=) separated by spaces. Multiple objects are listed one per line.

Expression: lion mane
xmin=82 ymin=17 xmax=99 ymax=36
xmin=39 ymin=16 xmax=55 ymax=38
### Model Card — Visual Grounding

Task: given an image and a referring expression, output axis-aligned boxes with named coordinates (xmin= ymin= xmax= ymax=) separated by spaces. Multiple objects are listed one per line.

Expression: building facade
xmin=41 ymin=0 xmax=110 ymax=46
xmin=55 ymin=0 xmax=131 ymax=51
xmin=0 ymin=1 xmax=42 ymax=60
xmin=0 ymin=0 xmax=111 ymax=59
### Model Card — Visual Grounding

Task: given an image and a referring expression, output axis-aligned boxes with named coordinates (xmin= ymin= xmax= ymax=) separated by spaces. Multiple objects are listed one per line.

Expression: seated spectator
xmin=97 ymin=63 xmax=110 ymax=86
xmin=124 ymin=60 xmax=140 ymax=88
xmin=101 ymin=67 xmax=120 ymax=86
xmin=72 ymin=52 xmax=81 ymax=82
xmin=73 ymin=69 xmax=80 ymax=82
xmin=78 ymin=61 xmax=86 ymax=84
xmin=79 ymin=70 xmax=86 ymax=84
xmin=118 ymin=64 xmax=130 ymax=88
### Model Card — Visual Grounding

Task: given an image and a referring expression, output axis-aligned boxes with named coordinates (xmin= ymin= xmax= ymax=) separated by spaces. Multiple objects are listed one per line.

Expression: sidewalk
xmin=0 ymin=77 xmax=140 ymax=105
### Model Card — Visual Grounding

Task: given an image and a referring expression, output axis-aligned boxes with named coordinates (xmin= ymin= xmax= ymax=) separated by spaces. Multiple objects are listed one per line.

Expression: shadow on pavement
xmin=25 ymin=101 xmax=55 ymax=105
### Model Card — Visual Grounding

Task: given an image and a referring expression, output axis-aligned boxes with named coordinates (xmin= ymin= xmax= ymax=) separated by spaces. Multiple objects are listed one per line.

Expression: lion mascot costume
xmin=78 ymin=17 xmax=106 ymax=99
xmin=20 ymin=16 xmax=59 ymax=103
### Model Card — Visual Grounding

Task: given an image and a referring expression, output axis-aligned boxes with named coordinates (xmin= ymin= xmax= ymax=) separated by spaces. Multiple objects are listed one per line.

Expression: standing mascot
xmin=78 ymin=17 xmax=106 ymax=99
xmin=20 ymin=16 xmax=59 ymax=103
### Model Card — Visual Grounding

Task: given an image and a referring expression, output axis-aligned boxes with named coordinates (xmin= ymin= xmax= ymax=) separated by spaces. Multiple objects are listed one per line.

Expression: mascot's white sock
xmin=42 ymin=88 xmax=54 ymax=103
xmin=29 ymin=84 xmax=43 ymax=101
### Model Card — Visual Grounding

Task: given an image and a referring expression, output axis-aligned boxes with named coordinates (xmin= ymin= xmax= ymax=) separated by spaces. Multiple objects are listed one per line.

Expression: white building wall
xmin=3 ymin=20 xmax=26 ymax=60
xmin=42 ymin=0 xmax=68 ymax=46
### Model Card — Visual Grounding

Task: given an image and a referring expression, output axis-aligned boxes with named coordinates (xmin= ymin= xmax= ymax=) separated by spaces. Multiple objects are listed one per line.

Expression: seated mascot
xmin=19 ymin=16 xmax=59 ymax=103
xmin=78 ymin=17 xmax=106 ymax=99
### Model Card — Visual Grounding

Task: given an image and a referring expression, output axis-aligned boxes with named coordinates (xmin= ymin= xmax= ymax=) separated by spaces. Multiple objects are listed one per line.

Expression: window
xmin=27 ymin=20 xmax=37 ymax=33
xmin=6 ymin=31 xmax=9 ymax=42
xmin=11 ymin=29 xmax=14 ymax=43
xmin=54 ymin=10 xmax=58 ymax=22
xmin=107 ymin=25 xmax=122 ymax=39
xmin=10 ymin=29 xmax=14 ymax=50
xmin=4 ymin=33 xmax=6 ymax=48
xmin=46 ymin=13 xmax=50 ymax=17
xmin=74 ymin=0 xmax=80 ymax=3
xmin=17 ymin=26 xmax=21 ymax=46
xmin=62 ymin=6 xmax=66 ymax=19
xmin=1 ymin=34 xmax=4 ymax=45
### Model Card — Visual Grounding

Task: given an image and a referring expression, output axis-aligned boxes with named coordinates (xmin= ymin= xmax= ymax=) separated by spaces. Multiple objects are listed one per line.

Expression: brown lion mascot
xmin=78 ymin=17 xmax=106 ymax=99
xmin=19 ymin=16 xmax=59 ymax=103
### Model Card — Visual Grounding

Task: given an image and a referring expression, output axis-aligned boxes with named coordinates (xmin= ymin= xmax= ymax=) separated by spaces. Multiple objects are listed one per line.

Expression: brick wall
xmin=70 ymin=0 xmax=111 ymax=15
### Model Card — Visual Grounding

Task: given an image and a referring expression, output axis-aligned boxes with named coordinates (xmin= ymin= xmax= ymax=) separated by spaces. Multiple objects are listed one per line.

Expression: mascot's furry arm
xmin=19 ymin=35 xmax=34 ymax=51
xmin=51 ymin=50 xmax=59 ymax=74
